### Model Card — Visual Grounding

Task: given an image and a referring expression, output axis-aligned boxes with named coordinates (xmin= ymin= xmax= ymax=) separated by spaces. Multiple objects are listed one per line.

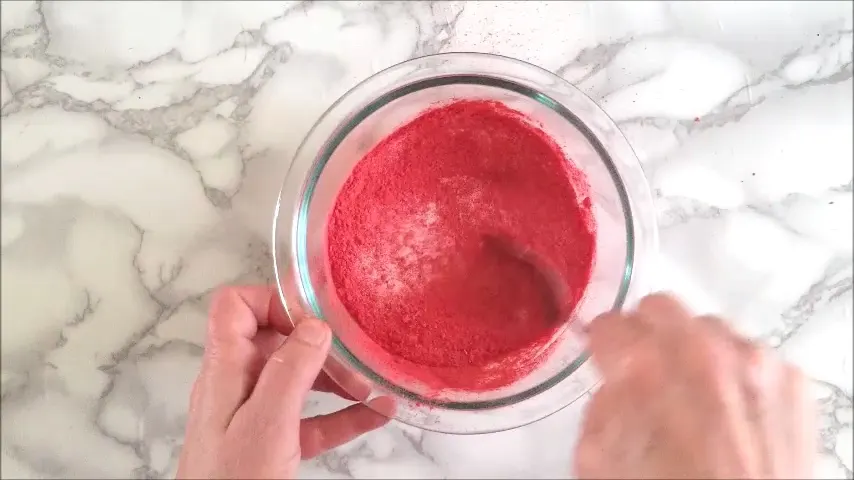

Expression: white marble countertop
xmin=1 ymin=1 xmax=852 ymax=478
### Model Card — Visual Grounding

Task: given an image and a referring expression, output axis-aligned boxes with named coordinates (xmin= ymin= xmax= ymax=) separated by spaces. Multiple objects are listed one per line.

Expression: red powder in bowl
xmin=327 ymin=100 xmax=595 ymax=393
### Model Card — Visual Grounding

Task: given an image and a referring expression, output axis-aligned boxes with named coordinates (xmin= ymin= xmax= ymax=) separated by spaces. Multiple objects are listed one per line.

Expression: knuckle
xmin=587 ymin=310 xmax=621 ymax=338
xmin=206 ymin=288 xmax=239 ymax=334
xmin=696 ymin=315 xmax=741 ymax=355
xmin=202 ymin=341 xmax=228 ymax=367
xmin=697 ymin=313 xmax=726 ymax=324
xmin=268 ymin=343 xmax=302 ymax=366
xmin=289 ymin=335 xmax=326 ymax=351
xmin=267 ymin=351 xmax=288 ymax=365
xmin=209 ymin=286 xmax=237 ymax=311
xmin=697 ymin=314 xmax=733 ymax=335
xmin=590 ymin=309 xmax=621 ymax=326
xmin=686 ymin=333 xmax=733 ymax=386
xmin=267 ymin=335 xmax=325 ymax=368
xmin=637 ymin=292 xmax=682 ymax=313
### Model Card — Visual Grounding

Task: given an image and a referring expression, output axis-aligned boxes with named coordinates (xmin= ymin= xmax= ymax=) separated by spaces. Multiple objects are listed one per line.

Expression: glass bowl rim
xmin=273 ymin=51 xmax=636 ymax=411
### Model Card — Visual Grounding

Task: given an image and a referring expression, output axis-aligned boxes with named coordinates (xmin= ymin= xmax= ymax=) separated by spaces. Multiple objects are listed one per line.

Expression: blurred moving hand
xmin=575 ymin=293 xmax=816 ymax=479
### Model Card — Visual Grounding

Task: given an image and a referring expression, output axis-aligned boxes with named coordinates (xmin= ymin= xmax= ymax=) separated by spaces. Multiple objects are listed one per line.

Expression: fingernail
xmin=293 ymin=318 xmax=329 ymax=346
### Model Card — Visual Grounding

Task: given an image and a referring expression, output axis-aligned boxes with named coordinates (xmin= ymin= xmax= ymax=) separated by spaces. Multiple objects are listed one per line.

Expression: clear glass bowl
xmin=273 ymin=52 xmax=657 ymax=434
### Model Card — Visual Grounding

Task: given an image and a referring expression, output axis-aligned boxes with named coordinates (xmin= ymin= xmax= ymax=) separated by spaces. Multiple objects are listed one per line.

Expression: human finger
xmin=695 ymin=313 xmax=751 ymax=348
xmin=242 ymin=318 xmax=332 ymax=441
xmin=249 ymin=327 xmax=366 ymax=401
xmin=679 ymin=315 xmax=761 ymax=478
xmin=317 ymin=358 xmax=373 ymax=402
xmin=634 ymin=292 xmax=694 ymax=341
xmin=719 ymin=324 xmax=777 ymax=477
xmin=312 ymin=373 xmax=360 ymax=401
xmin=574 ymin=383 xmax=626 ymax=478
xmin=781 ymin=365 xmax=816 ymax=475
xmin=300 ymin=396 xmax=396 ymax=459
xmin=693 ymin=315 xmax=761 ymax=395
xmin=192 ymin=287 xmax=289 ymax=432
xmin=676 ymin=315 xmax=744 ymax=408
xmin=587 ymin=309 xmax=649 ymax=380
xmin=206 ymin=285 xmax=291 ymax=347
xmin=253 ymin=328 xmax=287 ymax=359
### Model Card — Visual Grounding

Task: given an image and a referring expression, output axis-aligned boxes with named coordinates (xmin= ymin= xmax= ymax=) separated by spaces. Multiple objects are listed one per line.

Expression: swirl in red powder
xmin=327 ymin=100 xmax=595 ymax=394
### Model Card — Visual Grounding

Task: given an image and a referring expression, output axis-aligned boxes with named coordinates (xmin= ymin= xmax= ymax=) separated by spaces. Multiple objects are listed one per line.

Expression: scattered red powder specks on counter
xmin=326 ymin=100 xmax=596 ymax=394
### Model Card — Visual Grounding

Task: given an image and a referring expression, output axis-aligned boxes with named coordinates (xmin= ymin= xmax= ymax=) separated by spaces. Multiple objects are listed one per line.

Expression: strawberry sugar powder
xmin=326 ymin=100 xmax=596 ymax=394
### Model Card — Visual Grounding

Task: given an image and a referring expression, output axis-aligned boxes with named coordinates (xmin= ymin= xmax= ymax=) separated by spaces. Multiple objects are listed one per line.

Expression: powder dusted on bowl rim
xmin=326 ymin=99 xmax=596 ymax=394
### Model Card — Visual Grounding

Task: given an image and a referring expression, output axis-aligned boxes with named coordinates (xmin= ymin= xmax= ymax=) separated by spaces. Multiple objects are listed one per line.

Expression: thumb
xmin=245 ymin=317 xmax=331 ymax=428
